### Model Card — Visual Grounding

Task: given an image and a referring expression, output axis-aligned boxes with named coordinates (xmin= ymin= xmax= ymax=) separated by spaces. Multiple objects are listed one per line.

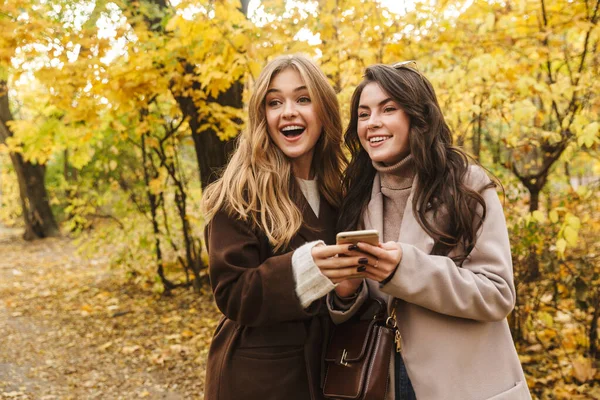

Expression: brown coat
xmin=204 ymin=194 xmax=337 ymax=400
xmin=330 ymin=166 xmax=531 ymax=400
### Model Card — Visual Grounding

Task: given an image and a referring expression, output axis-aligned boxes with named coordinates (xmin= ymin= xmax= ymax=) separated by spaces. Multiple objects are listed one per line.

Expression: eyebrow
xmin=358 ymin=97 xmax=394 ymax=109
xmin=266 ymin=85 xmax=308 ymax=95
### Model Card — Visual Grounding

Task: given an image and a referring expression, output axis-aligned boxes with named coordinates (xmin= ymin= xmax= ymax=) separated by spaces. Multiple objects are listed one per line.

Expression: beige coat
xmin=330 ymin=166 xmax=531 ymax=400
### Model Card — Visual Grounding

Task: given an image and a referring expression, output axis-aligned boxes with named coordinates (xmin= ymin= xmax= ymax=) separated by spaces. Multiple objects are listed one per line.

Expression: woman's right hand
xmin=311 ymin=243 xmax=377 ymax=294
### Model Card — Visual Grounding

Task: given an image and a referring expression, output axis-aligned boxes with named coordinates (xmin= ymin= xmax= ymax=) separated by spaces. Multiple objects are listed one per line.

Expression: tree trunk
xmin=526 ymin=185 xmax=541 ymax=281
xmin=184 ymin=82 xmax=241 ymax=189
xmin=0 ymin=80 xmax=59 ymax=240
xmin=528 ymin=186 xmax=540 ymax=212
xmin=141 ymin=0 xmax=248 ymax=189
xmin=472 ymin=112 xmax=482 ymax=160
xmin=140 ymin=132 xmax=175 ymax=294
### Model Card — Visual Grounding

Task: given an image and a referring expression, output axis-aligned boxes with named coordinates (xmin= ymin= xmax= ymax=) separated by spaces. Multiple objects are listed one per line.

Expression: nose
xmin=282 ymin=101 xmax=298 ymax=118
xmin=368 ymin=117 xmax=382 ymax=130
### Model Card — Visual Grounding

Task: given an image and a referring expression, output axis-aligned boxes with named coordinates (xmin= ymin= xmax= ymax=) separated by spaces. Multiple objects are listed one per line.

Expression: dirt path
xmin=0 ymin=228 xmax=219 ymax=399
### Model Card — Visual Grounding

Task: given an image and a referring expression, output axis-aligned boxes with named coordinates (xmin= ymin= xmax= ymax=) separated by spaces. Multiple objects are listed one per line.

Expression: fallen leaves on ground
xmin=0 ymin=228 xmax=220 ymax=399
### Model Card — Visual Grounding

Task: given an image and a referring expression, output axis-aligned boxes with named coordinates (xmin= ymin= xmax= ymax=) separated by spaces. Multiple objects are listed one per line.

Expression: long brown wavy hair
xmin=338 ymin=64 xmax=495 ymax=261
xmin=203 ymin=55 xmax=346 ymax=251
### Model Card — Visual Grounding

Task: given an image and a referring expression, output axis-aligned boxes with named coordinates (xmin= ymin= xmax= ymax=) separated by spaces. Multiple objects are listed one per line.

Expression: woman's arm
xmin=327 ymin=280 xmax=369 ymax=324
xmin=291 ymin=241 xmax=371 ymax=307
xmin=358 ymin=184 xmax=515 ymax=322
xmin=207 ymin=210 xmax=320 ymax=327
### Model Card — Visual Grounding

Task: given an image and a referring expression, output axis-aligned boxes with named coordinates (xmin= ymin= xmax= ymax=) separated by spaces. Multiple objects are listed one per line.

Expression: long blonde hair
xmin=202 ymin=54 xmax=346 ymax=251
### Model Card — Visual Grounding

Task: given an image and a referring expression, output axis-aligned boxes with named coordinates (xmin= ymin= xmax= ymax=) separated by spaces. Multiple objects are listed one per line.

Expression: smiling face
xmin=357 ymin=82 xmax=411 ymax=166
xmin=265 ymin=68 xmax=323 ymax=179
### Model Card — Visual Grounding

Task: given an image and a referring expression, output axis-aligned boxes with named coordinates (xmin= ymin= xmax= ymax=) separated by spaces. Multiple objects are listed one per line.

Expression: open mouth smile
xmin=281 ymin=125 xmax=305 ymax=138
xmin=369 ymin=136 xmax=391 ymax=144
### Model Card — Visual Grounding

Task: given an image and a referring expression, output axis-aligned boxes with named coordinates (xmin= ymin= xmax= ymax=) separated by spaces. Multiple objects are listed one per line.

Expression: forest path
xmin=0 ymin=228 xmax=218 ymax=399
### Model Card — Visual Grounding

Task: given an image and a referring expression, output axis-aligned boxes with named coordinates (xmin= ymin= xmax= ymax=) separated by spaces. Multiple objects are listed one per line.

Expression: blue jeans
xmin=394 ymin=351 xmax=416 ymax=400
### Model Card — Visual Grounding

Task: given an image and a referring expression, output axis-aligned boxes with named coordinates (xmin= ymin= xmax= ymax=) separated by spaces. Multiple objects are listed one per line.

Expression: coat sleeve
xmin=382 ymin=168 xmax=516 ymax=322
xmin=206 ymin=210 xmax=320 ymax=327
xmin=326 ymin=280 xmax=369 ymax=324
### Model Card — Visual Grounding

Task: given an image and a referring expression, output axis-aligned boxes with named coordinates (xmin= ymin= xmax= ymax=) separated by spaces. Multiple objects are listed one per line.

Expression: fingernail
xmin=357 ymin=265 xmax=366 ymax=272
xmin=348 ymin=244 xmax=358 ymax=251
xmin=358 ymin=257 xmax=368 ymax=264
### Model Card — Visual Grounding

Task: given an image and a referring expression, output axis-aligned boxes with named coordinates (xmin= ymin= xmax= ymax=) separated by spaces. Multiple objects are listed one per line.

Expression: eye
xmin=383 ymin=106 xmax=397 ymax=113
xmin=358 ymin=112 xmax=369 ymax=119
xmin=298 ymin=96 xmax=311 ymax=104
xmin=267 ymin=99 xmax=282 ymax=107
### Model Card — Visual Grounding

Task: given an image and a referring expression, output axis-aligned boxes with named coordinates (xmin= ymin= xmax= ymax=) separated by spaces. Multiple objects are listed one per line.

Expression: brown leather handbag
xmin=323 ymin=298 xmax=399 ymax=400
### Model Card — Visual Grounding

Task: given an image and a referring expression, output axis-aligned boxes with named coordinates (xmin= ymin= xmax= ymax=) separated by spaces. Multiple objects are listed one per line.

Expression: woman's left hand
xmin=355 ymin=241 xmax=403 ymax=283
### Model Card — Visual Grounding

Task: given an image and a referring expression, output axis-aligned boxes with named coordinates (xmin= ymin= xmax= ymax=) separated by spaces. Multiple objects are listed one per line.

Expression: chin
xmin=281 ymin=147 xmax=301 ymax=157
xmin=370 ymin=153 xmax=389 ymax=163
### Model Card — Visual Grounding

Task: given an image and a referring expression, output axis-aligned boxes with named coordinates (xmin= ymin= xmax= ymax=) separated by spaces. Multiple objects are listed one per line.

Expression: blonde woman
xmin=202 ymin=55 xmax=359 ymax=400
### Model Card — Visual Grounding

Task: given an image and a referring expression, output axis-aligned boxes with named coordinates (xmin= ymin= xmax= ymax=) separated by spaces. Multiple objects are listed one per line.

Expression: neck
xmin=373 ymin=154 xmax=415 ymax=190
xmin=291 ymin=155 xmax=314 ymax=180
xmin=382 ymin=150 xmax=410 ymax=167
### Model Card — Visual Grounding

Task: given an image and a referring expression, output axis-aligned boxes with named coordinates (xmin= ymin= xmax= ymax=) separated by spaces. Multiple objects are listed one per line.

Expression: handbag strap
xmin=356 ymin=297 xmax=386 ymax=321
xmin=387 ymin=298 xmax=402 ymax=353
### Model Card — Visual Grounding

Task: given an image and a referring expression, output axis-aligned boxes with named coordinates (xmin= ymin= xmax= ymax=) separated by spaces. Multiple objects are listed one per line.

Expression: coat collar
xmin=294 ymin=188 xmax=337 ymax=247
xmin=363 ymin=173 xmax=434 ymax=254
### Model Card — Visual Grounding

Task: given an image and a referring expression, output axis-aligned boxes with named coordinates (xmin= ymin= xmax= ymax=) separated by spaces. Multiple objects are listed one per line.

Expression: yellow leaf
xmin=165 ymin=15 xmax=181 ymax=32
xmin=556 ymin=238 xmax=567 ymax=255
xmin=576 ymin=121 xmax=599 ymax=148
xmin=563 ymin=226 xmax=578 ymax=247
xmin=98 ymin=341 xmax=113 ymax=351
xmin=121 ymin=345 xmax=141 ymax=354
xmin=248 ymin=60 xmax=262 ymax=79
xmin=149 ymin=177 xmax=163 ymax=195
xmin=539 ymin=312 xmax=554 ymax=328
xmin=549 ymin=210 xmax=559 ymax=223
xmin=532 ymin=210 xmax=545 ymax=222
xmin=565 ymin=214 xmax=581 ymax=230
xmin=572 ymin=357 xmax=596 ymax=383
xmin=513 ymin=100 xmax=537 ymax=123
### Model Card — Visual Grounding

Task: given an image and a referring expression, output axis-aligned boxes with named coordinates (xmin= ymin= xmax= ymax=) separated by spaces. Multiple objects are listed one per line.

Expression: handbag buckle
xmin=336 ymin=349 xmax=350 ymax=367
xmin=385 ymin=316 xmax=397 ymax=329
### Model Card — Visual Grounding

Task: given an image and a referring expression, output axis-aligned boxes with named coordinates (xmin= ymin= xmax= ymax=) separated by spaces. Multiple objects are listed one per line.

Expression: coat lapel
xmin=397 ymin=175 xmax=435 ymax=254
xmin=363 ymin=174 xmax=384 ymax=235
xmin=295 ymin=189 xmax=337 ymax=246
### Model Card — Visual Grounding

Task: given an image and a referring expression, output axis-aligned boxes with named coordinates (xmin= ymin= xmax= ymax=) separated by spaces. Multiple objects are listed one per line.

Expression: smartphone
xmin=336 ymin=229 xmax=380 ymax=246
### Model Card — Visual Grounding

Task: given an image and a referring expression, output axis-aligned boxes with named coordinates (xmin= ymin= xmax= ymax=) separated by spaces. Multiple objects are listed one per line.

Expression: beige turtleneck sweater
xmin=372 ymin=155 xmax=416 ymax=243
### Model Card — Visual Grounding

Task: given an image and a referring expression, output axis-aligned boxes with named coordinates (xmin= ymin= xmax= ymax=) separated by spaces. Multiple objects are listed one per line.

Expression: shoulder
xmin=206 ymin=209 xmax=259 ymax=242
xmin=463 ymin=164 xmax=494 ymax=193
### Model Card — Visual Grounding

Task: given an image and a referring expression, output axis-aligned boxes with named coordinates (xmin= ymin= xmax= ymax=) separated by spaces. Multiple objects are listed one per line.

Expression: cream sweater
xmin=373 ymin=155 xmax=416 ymax=243
xmin=291 ymin=178 xmax=335 ymax=308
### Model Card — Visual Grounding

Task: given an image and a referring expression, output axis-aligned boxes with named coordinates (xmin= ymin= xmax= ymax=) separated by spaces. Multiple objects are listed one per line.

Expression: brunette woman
xmin=328 ymin=63 xmax=531 ymax=400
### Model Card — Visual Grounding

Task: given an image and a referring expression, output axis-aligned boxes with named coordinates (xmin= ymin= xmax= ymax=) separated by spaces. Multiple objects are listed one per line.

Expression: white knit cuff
xmin=292 ymin=240 xmax=336 ymax=308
